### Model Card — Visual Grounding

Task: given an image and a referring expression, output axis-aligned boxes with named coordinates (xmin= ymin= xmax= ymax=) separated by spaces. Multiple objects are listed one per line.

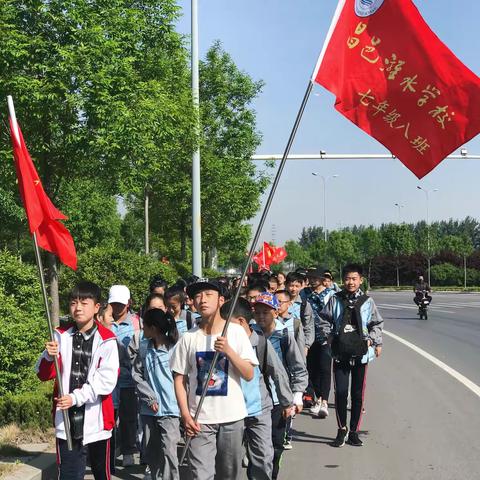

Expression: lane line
xmin=384 ymin=329 xmax=480 ymax=398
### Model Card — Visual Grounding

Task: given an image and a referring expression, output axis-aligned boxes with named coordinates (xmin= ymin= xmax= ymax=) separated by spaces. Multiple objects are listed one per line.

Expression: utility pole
xmin=191 ymin=0 xmax=202 ymax=277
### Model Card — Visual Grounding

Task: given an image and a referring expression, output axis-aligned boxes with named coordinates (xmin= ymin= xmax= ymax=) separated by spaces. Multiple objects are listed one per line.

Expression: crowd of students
xmin=36 ymin=263 xmax=384 ymax=480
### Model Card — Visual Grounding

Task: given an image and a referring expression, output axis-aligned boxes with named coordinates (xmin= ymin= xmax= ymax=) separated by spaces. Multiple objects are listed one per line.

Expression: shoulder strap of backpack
xmin=280 ymin=327 xmax=289 ymax=360
xmin=186 ymin=310 xmax=193 ymax=330
xmin=293 ymin=318 xmax=301 ymax=340
xmin=256 ymin=332 xmax=273 ymax=397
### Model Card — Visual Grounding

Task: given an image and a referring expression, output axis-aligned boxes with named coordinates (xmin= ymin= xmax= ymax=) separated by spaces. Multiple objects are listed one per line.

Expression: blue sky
xmin=175 ymin=1 xmax=480 ymax=245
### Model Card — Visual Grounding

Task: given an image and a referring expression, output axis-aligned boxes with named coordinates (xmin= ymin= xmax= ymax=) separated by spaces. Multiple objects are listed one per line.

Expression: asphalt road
xmin=87 ymin=292 xmax=480 ymax=480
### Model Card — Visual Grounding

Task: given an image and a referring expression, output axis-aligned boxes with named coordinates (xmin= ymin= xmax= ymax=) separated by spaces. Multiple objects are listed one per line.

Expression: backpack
xmin=331 ymin=294 xmax=369 ymax=359
xmin=186 ymin=310 xmax=193 ymax=330
xmin=255 ymin=331 xmax=273 ymax=397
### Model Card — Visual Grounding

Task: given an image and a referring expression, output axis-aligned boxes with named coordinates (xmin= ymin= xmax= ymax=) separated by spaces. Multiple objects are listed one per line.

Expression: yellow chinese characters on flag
xmin=314 ymin=0 xmax=480 ymax=178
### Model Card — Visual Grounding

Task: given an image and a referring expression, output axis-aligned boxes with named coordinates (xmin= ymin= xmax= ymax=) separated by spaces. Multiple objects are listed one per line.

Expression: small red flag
xmin=10 ymin=119 xmax=77 ymax=270
xmin=314 ymin=0 xmax=480 ymax=178
xmin=272 ymin=246 xmax=288 ymax=264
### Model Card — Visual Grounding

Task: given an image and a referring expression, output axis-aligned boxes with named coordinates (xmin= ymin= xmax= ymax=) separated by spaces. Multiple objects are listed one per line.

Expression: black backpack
xmin=331 ymin=293 xmax=369 ymax=359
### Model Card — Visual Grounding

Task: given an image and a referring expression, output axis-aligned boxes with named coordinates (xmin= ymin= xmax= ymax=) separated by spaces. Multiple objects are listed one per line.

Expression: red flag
xmin=272 ymin=246 xmax=288 ymax=264
xmin=253 ymin=242 xmax=276 ymax=269
xmin=314 ymin=0 xmax=480 ymax=178
xmin=10 ymin=119 xmax=77 ymax=270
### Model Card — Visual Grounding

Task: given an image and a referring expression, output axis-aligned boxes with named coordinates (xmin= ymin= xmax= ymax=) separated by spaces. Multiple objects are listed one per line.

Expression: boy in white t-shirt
xmin=170 ymin=280 xmax=258 ymax=480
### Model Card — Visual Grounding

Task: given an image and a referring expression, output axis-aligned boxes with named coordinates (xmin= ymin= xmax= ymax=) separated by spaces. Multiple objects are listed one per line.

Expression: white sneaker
xmin=143 ymin=466 xmax=152 ymax=480
xmin=310 ymin=399 xmax=322 ymax=416
xmin=319 ymin=400 xmax=329 ymax=418
xmin=122 ymin=454 xmax=135 ymax=467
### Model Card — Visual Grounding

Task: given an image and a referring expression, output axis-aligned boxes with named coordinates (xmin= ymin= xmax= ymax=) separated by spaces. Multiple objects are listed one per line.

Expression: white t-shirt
xmin=170 ymin=322 xmax=258 ymax=424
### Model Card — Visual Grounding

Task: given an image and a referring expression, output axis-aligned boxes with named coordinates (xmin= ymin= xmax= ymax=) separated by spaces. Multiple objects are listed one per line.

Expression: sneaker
xmin=332 ymin=428 xmax=348 ymax=448
xmin=310 ymin=399 xmax=322 ymax=416
xmin=283 ymin=439 xmax=293 ymax=450
xmin=347 ymin=431 xmax=364 ymax=447
xmin=242 ymin=454 xmax=249 ymax=468
xmin=143 ymin=466 xmax=152 ymax=480
xmin=319 ymin=400 xmax=329 ymax=419
xmin=122 ymin=454 xmax=135 ymax=467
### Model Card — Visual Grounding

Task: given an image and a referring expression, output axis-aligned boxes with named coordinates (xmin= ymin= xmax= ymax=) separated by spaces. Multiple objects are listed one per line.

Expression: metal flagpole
xmin=179 ymin=79 xmax=314 ymax=464
xmin=33 ymin=235 xmax=73 ymax=450
xmin=7 ymin=96 xmax=73 ymax=450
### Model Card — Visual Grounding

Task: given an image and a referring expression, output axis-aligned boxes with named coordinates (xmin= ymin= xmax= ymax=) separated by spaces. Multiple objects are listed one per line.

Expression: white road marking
xmin=384 ymin=329 xmax=480 ymax=398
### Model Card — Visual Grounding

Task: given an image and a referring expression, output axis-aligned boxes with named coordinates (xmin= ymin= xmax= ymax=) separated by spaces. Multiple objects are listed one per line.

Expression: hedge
xmin=0 ymin=383 xmax=53 ymax=429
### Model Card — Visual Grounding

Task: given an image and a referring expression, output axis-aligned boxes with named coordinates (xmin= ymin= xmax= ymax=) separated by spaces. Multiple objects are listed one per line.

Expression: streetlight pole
xmin=417 ymin=186 xmax=438 ymax=286
xmin=312 ymin=173 xmax=339 ymax=242
xmin=191 ymin=0 xmax=202 ymax=277
xmin=394 ymin=202 xmax=404 ymax=223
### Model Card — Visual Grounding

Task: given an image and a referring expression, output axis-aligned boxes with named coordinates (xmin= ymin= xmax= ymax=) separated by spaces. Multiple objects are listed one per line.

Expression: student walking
xmin=36 ymin=282 xmax=119 ymax=480
xmin=170 ymin=279 xmax=258 ymax=480
xmin=132 ymin=308 xmax=181 ymax=480
xmin=252 ymin=292 xmax=308 ymax=479
xmin=220 ymin=298 xmax=294 ymax=480
xmin=319 ymin=264 xmax=384 ymax=447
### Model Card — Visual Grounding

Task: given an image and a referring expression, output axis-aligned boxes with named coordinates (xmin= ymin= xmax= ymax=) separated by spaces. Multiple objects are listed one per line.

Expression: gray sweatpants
xmin=245 ymin=412 xmax=273 ymax=480
xmin=142 ymin=415 xmax=180 ymax=480
xmin=188 ymin=420 xmax=244 ymax=480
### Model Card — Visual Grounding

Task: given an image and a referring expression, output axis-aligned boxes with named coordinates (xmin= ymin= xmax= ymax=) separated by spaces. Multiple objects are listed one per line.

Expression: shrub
xmin=0 ymin=251 xmax=47 ymax=395
xmin=60 ymin=247 xmax=179 ymax=310
xmin=0 ymin=383 xmax=52 ymax=429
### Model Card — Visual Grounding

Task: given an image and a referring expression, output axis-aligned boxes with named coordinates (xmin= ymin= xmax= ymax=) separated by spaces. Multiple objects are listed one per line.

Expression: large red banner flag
xmin=313 ymin=0 xmax=480 ymax=178
xmin=9 ymin=116 xmax=77 ymax=270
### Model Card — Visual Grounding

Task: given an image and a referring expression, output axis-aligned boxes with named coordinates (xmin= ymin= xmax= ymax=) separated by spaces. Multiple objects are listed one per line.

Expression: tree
xmin=285 ymin=240 xmax=312 ymax=270
xmin=0 ymin=0 xmax=194 ymax=318
xmin=381 ymin=224 xmax=415 ymax=287
xmin=441 ymin=235 xmax=474 ymax=288
xmin=358 ymin=227 xmax=383 ymax=288
xmin=327 ymin=231 xmax=359 ymax=273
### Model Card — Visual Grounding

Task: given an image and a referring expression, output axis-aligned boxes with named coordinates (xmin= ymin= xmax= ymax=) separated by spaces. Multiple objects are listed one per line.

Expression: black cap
xmin=306 ymin=266 xmax=327 ymax=279
xmin=186 ymin=279 xmax=226 ymax=298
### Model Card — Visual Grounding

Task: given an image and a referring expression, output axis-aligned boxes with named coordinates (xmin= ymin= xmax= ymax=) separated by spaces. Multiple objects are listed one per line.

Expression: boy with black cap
xmin=170 ymin=279 xmax=258 ymax=480
xmin=319 ymin=264 xmax=383 ymax=447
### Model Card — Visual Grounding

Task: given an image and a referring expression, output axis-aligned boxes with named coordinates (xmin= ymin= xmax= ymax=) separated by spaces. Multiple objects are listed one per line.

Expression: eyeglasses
xmin=277 ymin=300 xmax=291 ymax=305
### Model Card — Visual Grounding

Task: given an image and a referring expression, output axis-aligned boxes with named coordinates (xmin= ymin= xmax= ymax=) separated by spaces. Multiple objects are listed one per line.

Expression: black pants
xmin=118 ymin=387 xmax=137 ymax=455
xmin=307 ymin=341 xmax=332 ymax=400
xmin=57 ymin=438 xmax=110 ymax=480
xmin=414 ymin=294 xmax=432 ymax=305
xmin=333 ymin=358 xmax=367 ymax=432
xmin=271 ymin=404 xmax=287 ymax=480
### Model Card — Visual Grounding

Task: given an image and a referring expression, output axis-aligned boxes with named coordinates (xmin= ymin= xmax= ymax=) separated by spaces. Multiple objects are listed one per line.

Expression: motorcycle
xmin=415 ymin=290 xmax=430 ymax=319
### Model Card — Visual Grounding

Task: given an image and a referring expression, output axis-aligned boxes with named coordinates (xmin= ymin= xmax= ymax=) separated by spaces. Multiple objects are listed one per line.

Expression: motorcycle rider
xmin=413 ymin=275 xmax=432 ymax=305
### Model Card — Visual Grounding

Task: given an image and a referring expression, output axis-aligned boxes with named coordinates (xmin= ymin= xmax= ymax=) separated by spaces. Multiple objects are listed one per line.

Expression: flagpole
xmin=33 ymin=233 xmax=73 ymax=451
xmin=7 ymin=96 xmax=73 ymax=451
xmin=179 ymin=79 xmax=314 ymax=464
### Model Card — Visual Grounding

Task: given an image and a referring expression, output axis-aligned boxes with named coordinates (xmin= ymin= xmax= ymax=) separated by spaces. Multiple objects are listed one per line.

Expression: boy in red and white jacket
xmin=36 ymin=281 xmax=119 ymax=480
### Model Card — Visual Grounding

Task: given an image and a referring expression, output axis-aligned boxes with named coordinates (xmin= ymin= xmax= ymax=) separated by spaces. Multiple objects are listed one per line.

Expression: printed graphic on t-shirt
xmin=195 ymin=352 xmax=229 ymax=396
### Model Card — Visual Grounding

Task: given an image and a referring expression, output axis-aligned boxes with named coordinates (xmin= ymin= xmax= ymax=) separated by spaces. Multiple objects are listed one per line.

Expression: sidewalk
xmin=1 ymin=443 xmax=56 ymax=480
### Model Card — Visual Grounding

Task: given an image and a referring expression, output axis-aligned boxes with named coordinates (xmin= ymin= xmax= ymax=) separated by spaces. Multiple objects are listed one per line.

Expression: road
xmin=87 ymin=292 xmax=480 ymax=480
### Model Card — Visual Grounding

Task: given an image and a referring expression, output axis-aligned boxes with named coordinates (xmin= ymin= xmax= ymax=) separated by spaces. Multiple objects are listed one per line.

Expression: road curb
xmin=2 ymin=449 xmax=57 ymax=480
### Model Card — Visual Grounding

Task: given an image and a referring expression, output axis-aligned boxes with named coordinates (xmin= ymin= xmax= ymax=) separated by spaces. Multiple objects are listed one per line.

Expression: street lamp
xmin=312 ymin=172 xmax=339 ymax=242
xmin=394 ymin=203 xmax=404 ymax=223
xmin=417 ymin=186 xmax=439 ymax=286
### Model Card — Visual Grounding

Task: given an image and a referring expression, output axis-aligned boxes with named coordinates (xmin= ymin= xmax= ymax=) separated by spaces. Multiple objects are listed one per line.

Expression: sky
xmin=175 ymin=0 xmax=480 ymax=245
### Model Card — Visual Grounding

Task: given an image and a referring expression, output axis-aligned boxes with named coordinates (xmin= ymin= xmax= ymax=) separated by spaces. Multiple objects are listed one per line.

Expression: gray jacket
xmin=292 ymin=295 xmax=315 ymax=348
xmin=242 ymin=330 xmax=293 ymax=416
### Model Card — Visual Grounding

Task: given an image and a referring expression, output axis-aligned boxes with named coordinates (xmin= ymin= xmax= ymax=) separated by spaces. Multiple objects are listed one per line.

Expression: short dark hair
xmin=220 ymin=298 xmax=253 ymax=323
xmin=164 ymin=287 xmax=186 ymax=305
xmin=143 ymin=292 xmax=165 ymax=310
xmin=247 ymin=282 xmax=269 ymax=294
xmin=286 ymin=272 xmax=305 ymax=285
xmin=149 ymin=275 xmax=168 ymax=292
xmin=69 ymin=281 xmax=102 ymax=304
xmin=342 ymin=263 xmax=364 ymax=278
xmin=275 ymin=289 xmax=292 ymax=300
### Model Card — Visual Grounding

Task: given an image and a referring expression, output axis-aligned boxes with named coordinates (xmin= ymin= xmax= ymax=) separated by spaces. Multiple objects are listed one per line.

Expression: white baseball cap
xmin=108 ymin=285 xmax=131 ymax=305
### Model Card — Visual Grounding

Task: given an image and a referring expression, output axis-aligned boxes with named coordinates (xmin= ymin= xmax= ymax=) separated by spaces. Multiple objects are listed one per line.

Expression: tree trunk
xmin=396 ymin=258 xmax=400 ymax=288
xmin=180 ymin=212 xmax=186 ymax=261
xmin=144 ymin=189 xmax=149 ymax=255
xmin=46 ymin=252 xmax=60 ymax=326
xmin=464 ymin=255 xmax=467 ymax=289
xmin=368 ymin=258 xmax=372 ymax=291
